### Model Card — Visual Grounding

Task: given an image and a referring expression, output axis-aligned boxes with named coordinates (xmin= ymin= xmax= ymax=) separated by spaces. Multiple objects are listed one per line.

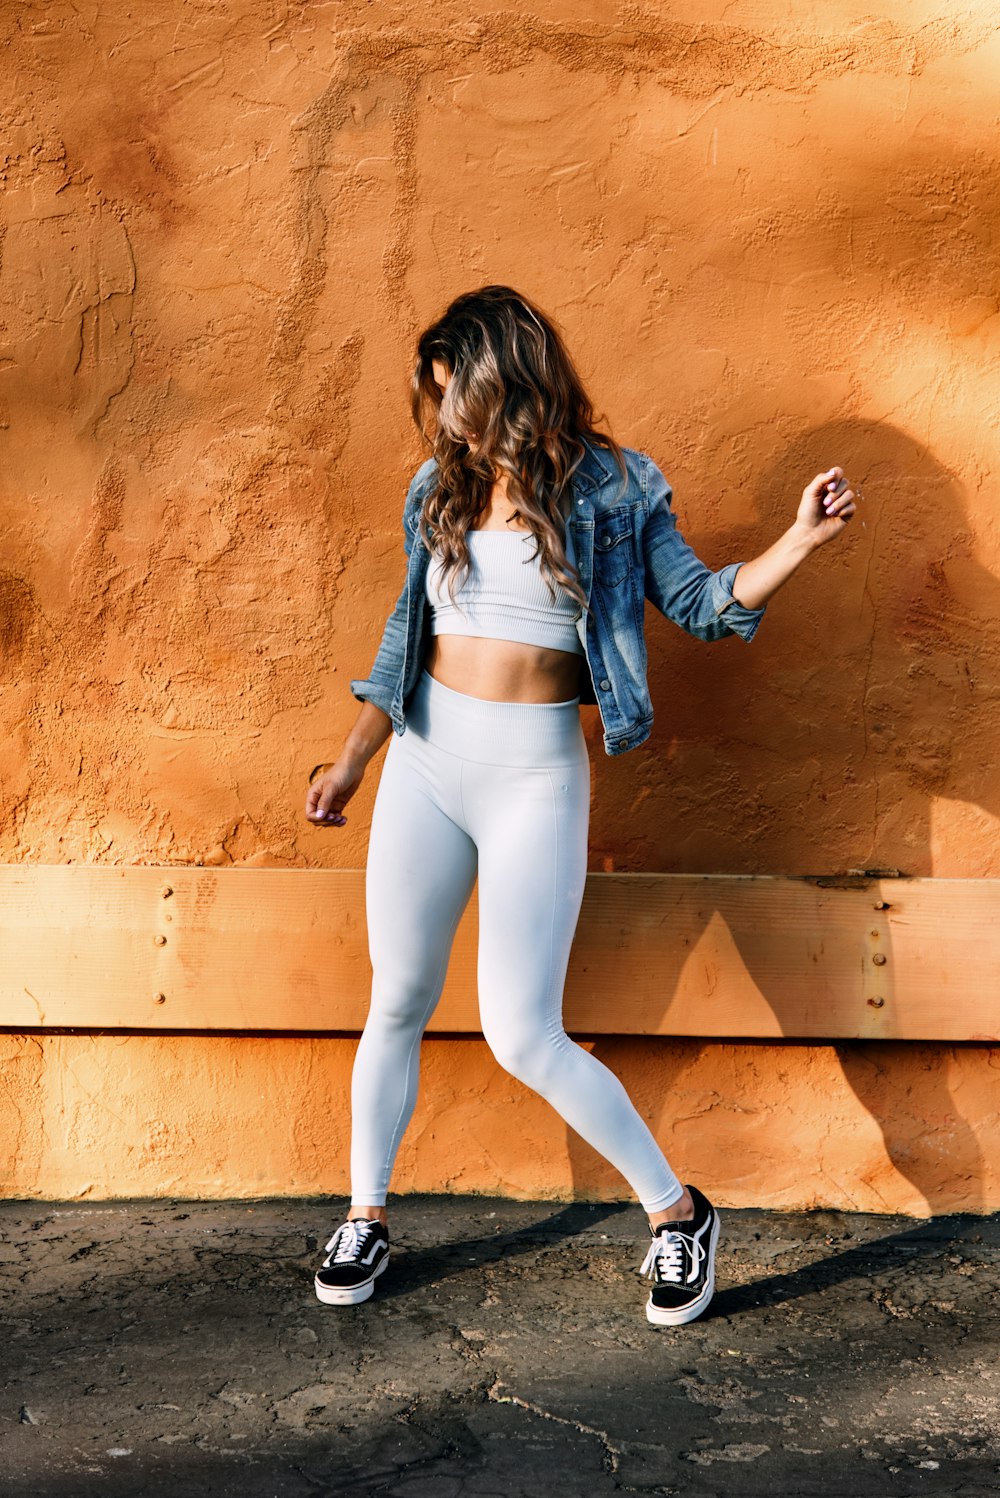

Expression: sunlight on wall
xmin=1 ymin=2 xmax=997 ymax=1207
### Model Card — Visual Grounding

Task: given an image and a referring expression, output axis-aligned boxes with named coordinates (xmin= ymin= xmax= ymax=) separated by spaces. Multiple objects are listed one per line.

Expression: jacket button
xmin=619 ymin=739 xmax=629 ymax=748
xmin=599 ymin=679 xmax=611 ymax=690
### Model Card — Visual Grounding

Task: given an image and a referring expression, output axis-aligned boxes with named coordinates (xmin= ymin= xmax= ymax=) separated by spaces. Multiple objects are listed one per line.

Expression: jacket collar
xmin=572 ymin=438 xmax=622 ymax=496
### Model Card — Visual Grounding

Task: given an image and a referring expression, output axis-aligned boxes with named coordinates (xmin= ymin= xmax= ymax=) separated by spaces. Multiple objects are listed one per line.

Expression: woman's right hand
xmin=305 ymin=755 xmax=367 ymax=828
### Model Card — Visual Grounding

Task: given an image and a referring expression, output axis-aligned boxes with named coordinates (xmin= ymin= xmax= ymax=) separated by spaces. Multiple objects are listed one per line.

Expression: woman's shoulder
xmin=407 ymin=456 xmax=438 ymax=496
xmin=613 ymin=442 xmax=667 ymax=480
xmin=581 ymin=439 xmax=660 ymax=509
xmin=400 ymin=458 xmax=438 ymax=523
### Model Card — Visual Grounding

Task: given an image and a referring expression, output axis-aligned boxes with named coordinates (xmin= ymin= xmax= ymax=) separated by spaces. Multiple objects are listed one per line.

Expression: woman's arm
xmin=304 ymin=460 xmax=433 ymax=828
xmin=641 ymin=460 xmax=767 ymax=642
xmin=730 ymin=467 xmax=856 ymax=611
xmin=641 ymin=458 xmax=856 ymax=641
xmin=305 ymin=701 xmax=392 ymax=827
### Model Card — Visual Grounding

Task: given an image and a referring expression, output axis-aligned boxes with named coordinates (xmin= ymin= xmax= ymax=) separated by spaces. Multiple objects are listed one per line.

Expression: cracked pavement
xmin=2 ymin=1196 xmax=999 ymax=1497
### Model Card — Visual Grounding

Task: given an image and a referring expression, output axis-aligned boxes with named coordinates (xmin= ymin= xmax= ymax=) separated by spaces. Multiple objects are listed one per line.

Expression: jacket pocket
xmin=592 ymin=513 xmax=634 ymax=587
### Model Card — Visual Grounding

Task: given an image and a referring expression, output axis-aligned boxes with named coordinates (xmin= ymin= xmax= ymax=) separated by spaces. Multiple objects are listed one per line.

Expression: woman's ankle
xmin=348 ymin=1204 xmax=388 ymax=1228
xmin=647 ymin=1187 xmax=694 ymax=1229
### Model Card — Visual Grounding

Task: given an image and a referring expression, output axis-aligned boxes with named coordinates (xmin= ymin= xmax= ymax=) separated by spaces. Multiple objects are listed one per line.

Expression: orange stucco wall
xmin=1 ymin=1034 xmax=996 ymax=1215
xmin=2 ymin=3 xmax=998 ymax=1210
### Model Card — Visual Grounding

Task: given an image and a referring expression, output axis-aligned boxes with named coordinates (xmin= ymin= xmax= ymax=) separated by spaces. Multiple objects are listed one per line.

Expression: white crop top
xmin=425 ymin=526 xmax=585 ymax=657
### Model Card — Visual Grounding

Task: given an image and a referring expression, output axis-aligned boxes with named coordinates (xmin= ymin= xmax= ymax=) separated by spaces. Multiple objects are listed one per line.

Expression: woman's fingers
xmin=305 ymin=773 xmax=349 ymax=827
xmin=823 ymin=485 xmax=855 ymax=516
xmin=309 ymin=801 xmax=348 ymax=827
xmin=807 ymin=466 xmax=842 ymax=503
xmin=312 ymin=791 xmax=348 ymax=824
xmin=798 ymin=467 xmax=859 ymax=541
xmin=808 ymin=468 xmax=859 ymax=517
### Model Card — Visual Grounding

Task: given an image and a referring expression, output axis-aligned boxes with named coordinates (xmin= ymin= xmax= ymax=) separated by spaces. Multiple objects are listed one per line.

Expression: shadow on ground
xmin=2 ymin=1196 xmax=998 ymax=1498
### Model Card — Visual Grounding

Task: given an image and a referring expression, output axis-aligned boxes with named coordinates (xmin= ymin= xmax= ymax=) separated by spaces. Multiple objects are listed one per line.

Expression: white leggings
xmin=351 ymin=667 xmax=684 ymax=1214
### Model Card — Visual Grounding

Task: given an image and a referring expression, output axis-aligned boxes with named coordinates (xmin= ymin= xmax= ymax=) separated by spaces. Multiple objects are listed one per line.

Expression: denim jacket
xmin=350 ymin=441 xmax=766 ymax=755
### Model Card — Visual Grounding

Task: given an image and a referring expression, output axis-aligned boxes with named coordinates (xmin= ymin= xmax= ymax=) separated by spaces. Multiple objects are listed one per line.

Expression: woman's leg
xmin=350 ymin=730 xmax=478 ymax=1211
xmin=469 ymin=749 xmax=685 ymax=1215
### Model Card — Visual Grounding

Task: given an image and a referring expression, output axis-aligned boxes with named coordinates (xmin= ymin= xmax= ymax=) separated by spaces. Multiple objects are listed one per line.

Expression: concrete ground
xmin=1 ymin=1196 xmax=998 ymax=1498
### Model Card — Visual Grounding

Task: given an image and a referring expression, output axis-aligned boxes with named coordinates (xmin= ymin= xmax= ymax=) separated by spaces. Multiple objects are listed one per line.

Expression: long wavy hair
xmin=410 ymin=285 xmax=625 ymax=609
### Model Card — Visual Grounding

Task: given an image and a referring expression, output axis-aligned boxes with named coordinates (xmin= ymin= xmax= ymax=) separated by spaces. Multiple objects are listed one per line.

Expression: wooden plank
xmin=0 ymin=866 xmax=996 ymax=1039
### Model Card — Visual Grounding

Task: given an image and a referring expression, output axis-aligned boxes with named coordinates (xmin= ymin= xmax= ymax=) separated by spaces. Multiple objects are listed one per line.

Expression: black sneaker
xmin=314 ymin=1217 xmax=390 ymax=1305
xmin=641 ymin=1185 xmax=720 ymax=1326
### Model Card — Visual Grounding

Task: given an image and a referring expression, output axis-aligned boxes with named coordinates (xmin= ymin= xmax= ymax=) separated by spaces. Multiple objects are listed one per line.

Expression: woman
xmin=304 ymin=285 xmax=856 ymax=1326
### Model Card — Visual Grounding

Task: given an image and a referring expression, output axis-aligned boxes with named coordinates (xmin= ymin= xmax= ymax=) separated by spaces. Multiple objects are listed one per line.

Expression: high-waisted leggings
xmin=351 ymin=667 xmax=684 ymax=1214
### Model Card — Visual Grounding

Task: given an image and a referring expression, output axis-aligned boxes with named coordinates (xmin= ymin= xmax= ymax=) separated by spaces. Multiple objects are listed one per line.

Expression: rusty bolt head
xmin=872 ymin=952 xmax=887 ymax=966
xmin=154 ymin=993 xmax=167 ymax=1005
xmin=873 ymin=900 xmax=889 ymax=910
xmin=153 ymin=934 xmax=167 ymax=947
xmin=867 ymin=996 xmax=886 ymax=1008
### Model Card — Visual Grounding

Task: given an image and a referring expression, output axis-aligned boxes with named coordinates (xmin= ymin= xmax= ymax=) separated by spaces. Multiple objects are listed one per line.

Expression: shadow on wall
xmin=572 ymin=420 xmax=1000 ymax=1215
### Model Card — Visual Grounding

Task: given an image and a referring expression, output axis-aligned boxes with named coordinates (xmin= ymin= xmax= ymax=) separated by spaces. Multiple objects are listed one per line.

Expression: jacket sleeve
xmin=641 ymin=455 xmax=766 ymax=643
xmin=348 ymin=470 xmax=424 ymax=717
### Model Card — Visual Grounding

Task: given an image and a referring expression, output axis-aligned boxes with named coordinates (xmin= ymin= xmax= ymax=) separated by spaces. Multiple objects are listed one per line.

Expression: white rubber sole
xmin=314 ymin=1251 xmax=389 ymax=1306
xmin=645 ymin=1211 xmax=721 ymax=1326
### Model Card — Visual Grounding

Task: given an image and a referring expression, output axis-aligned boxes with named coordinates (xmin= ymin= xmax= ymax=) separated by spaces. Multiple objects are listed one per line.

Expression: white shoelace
xmin=325 ymin=1219 xmax=377 ymax=1264
xmin=640 ymin=1228 xmax=704 ymax=1284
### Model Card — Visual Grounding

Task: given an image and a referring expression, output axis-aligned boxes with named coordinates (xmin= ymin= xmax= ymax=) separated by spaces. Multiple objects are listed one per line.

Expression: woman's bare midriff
xmin=424 ymin=494 xmax=585 ymax=703
xmin=424 ymin=634 xmax=585 ymax=704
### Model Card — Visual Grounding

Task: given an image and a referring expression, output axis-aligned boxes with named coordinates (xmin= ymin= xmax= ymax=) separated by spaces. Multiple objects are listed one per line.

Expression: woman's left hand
xmin=730 ymin=465 xmax=861 ymax=610
xmin=796 ymin=466 xmax=858 ymax=546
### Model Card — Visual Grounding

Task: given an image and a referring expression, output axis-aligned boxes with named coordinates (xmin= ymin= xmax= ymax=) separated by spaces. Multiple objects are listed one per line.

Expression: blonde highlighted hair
xmin=410 ymin=285 xmax=625 ymax=609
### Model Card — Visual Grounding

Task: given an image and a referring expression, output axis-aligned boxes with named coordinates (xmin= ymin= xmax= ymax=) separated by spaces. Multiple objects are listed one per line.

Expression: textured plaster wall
xmin=1 ymin=3 xmax=998 ymax=1208
xmin=1 ymin=1033 xmax=997 ymax=1215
